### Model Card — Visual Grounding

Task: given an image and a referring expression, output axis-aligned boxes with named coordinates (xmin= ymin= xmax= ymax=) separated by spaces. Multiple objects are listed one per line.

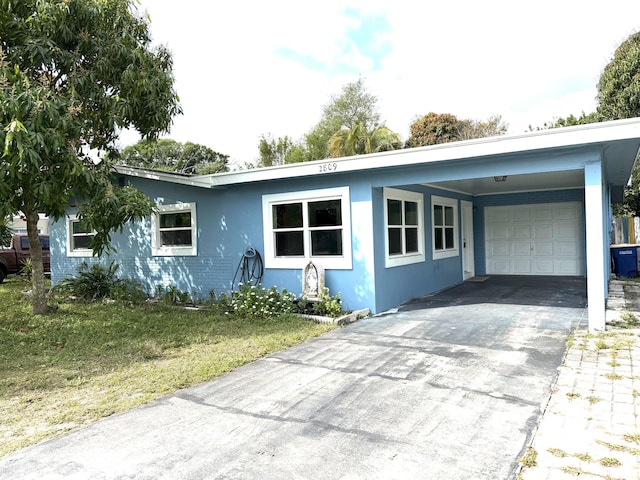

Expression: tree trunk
xmin=25 ymin=208 xmax=48 ymax=314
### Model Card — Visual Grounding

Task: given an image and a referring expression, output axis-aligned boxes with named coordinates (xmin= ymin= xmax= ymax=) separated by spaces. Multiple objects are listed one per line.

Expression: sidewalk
xmin=519 ymin=280 xmax=640 ymax=479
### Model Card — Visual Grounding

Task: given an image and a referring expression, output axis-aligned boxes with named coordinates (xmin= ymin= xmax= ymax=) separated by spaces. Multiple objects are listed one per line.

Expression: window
xmin=384 ymin=188 xmax=425 ymax=267
xmin=152 ymin=203 xmax=197 ymax=256
xmin=432 ymin=195 xmax=459 ymax=260
xmin=262 ymin=187 xmax=352 ymax=269
xmin=66 ymin=216 xmax=95 ymax=257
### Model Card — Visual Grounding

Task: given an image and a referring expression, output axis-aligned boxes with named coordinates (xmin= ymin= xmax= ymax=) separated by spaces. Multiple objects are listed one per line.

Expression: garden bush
xmin=53 ymin=262 xmax=147 ymax=303
xmin=219 ymin=283 xmax=296 ymax=318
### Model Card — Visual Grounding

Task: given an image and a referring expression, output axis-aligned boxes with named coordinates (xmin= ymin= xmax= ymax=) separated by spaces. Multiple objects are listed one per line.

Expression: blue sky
xmin=126 ymin=0 xmax=640 ymax=166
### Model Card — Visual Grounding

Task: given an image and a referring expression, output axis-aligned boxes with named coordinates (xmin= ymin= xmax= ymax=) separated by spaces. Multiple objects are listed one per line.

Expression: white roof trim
xmin=118 ymin=118 xmax=640 ymax=189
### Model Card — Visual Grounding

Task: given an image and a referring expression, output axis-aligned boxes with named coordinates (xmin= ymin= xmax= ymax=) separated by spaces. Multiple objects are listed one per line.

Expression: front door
xmin=461 ymin=200 xmax=475 ymax=280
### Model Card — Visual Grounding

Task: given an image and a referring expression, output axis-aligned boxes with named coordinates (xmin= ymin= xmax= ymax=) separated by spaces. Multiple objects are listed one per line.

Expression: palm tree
xmin=328 ymin=122 xmax=402 ymax=158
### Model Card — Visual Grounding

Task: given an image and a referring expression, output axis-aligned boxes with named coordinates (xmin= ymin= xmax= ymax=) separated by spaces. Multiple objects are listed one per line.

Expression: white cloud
xmin=130 ymin=0 xmax=640 ymax=165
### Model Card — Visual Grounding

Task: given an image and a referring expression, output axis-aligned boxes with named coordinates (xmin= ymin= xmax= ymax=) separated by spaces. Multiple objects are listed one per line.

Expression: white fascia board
xmin=115 ymin=166 xmax=212 ymax=188
xmin=120 ymin=118 xmax=640 ymax=189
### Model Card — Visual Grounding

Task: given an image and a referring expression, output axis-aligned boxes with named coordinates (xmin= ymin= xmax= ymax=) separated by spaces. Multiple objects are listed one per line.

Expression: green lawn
xmin=0 ymin=277 xmax=337 ymax=457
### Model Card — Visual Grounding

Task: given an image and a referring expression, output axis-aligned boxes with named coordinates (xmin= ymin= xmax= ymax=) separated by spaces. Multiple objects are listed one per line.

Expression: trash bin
xmin=611 ymin=245 xmax=639 ymax=278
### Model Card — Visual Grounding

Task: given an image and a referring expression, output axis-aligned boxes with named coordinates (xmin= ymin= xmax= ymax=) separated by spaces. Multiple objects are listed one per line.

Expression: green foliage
xmin=304 ymin=78 xmax=383 ymax=160
xmin=0 ymin=277 xmax=337 ymax=456
xmin=155 ymin=284 xmax=193 ymax=306
xmin=19 ymin=257 xmax=32 ymax=280
xmin=0 ymin=216 xmax=11 ymax=246
xmin=328 ymin=122 xmax=401 ymax=158
xmin=406 ymin=112 xmax=508 ymax=148
xmin=597 ymin=31 xmax=640 ymax=121
xmin=323 ymin=77 xmax=381 ymax=130
xmin=312 ymin=287 xmax=343 ymax=317
xmin=116 ymin=139 xmax=229 ymax=175
xmin=0 ymin=0 xmax=181 ymax=313
xmin=53 ymin=262 xmax=147 ymax=303
xmin=530 ymin=111 xmax=599 ymax=131
xmin=411 ymin=112 xmax=460 ymax=145
xmin=405 ymin=112 xmax=464 ymax=147
xmin=257 ymin=133 xmax=305 ymax=167
xmin=457 ymin=114 xmax=508 ymax=140
xmin=221 ymin=283 xmax=296 ymax=319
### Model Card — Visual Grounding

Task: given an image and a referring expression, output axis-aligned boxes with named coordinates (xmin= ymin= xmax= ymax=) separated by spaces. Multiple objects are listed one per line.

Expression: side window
xmin=262 ymin=187 xmax=352 ymax=269
xmin=432 ymin=195 xmax=459 ymax=260
xmin=152 ymin=203 xmax=197 ymax=256
xmin=384 ymin=188 xmax=425 ymax=267
xmin=66 ymin=216 xmax=96 ymax=257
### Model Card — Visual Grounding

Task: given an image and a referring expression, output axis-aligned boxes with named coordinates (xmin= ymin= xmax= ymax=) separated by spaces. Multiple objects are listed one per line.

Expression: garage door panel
xmin=513 ymin=225 xmax=531 ymax=239
xmin=533 ymin=259 xmax=554 ymax=274
xmin=557 ymin=223 xmax=578 ymax=238
xmin=557 ymin=241 xmax=577 ymax=256
xmin=485 ymin=202 xmax=584 ymax=276
xmin=487 ymin=208 xmax=510 ymax=224
xmin=555 ymin=204 xmax=580 ymax=220
xmin=534 ymin=224 xmax=553 ymax=239
xmin=489 ymin=259 xmax=511 ymax=274
xmin=556 ymin=260 xmax=580 ymax=275
xmin=490 ymin=242 xmax=510 ymax=256
xmin=513 ymin=259 xmax=532 ymax=274
xmin=512 ymin=208 xmax=531 ymax=222
xmin=513 ymin=242 xmax=532 ymax=256
xmin=535 ymin=242 xmax=553 ymax=256
xmin=534 ymin=207 xmax=553 ymax=221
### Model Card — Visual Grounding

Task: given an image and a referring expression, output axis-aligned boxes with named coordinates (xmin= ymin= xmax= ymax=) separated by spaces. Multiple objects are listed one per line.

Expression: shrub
xmin=155 ymin=285 xmax=193 ymax=306
xmin=53 ymin=262 xmax=147 ymax=303
xmin=314 ymin=287 xmax=343 ymax=317
xmin=222 ymin=283 xmax=295 ymax=318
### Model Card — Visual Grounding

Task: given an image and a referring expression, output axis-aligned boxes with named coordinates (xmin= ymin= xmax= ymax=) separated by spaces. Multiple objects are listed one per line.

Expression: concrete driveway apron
xmin=0 ymin=276 xmax=587 ymax=480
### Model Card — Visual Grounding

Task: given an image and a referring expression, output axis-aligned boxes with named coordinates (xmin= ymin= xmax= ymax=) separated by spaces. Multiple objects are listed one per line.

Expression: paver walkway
xmin=520 ymin=280 xmax=640 ymax=480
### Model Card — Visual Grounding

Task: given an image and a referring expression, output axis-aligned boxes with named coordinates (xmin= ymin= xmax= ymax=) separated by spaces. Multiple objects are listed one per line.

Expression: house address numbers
xmin=318 ymin=162 xmax=338 ymax=173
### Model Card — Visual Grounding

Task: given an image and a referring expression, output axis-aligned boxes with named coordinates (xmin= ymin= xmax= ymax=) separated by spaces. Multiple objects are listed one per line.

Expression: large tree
xmin=406 ymin=112 xmax=508 ymax=148
xmin=405 ymin=112 xmax=463 ymax=148
xmin=117 ymin=139 xmax=229 ymax=175
xmin=304 ymin=78 xmax=382 ymax=160
xmin=328 ymin=122 xmax=401 ymax=158
xmin=257 ymin=133 xmax=305 ymax=167
xmin=0 ymin=0 xmax=181 ymax=313
xmin=597 ymin=31 xmax=640 ymax=121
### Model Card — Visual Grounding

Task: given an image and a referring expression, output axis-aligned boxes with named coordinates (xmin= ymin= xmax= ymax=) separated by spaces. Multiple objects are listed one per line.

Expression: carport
xmin=412 ymin=119 xmax=640 ymax=331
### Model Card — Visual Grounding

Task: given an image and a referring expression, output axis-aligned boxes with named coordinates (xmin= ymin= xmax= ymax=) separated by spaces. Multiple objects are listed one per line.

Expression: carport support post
xmin=585 ymin=162 xmax=606 ymax=331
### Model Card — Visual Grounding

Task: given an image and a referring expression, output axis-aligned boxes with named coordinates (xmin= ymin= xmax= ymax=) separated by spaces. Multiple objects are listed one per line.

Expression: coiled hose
xmin=232 ymin=247 xmax=264 ymax=290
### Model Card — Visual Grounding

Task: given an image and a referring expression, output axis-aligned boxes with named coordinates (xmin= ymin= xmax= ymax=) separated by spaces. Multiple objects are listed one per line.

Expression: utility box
xmin=611 ymin=245 xmax=640 ymax=278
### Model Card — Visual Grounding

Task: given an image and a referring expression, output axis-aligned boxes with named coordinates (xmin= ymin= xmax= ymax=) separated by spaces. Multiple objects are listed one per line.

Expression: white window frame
xmin=262 ymin=187 xmax=352 ymax=270
xmin=384 ymin=188 xmax=425 ymax=268
xmin=151 ymin=203 xmax=197 ymax=256
xmin=431 ymin=195 xmax=459 ymax=260
xmin=66 ymin=215 xmax=96 ymax=257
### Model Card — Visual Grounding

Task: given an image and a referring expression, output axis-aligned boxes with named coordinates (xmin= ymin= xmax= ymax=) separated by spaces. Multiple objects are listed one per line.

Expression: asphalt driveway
xmin=0 ymin=276 xmax=587 ymax=480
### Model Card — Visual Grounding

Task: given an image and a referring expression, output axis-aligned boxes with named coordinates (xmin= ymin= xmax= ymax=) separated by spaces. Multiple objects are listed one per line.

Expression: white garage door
xmin=485 ymin=202 xmax=584 ymax=276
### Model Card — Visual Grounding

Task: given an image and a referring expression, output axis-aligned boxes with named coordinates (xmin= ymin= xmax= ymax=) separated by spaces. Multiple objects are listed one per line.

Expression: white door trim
xmin=461 ymin=200 xmax=475 ymax=280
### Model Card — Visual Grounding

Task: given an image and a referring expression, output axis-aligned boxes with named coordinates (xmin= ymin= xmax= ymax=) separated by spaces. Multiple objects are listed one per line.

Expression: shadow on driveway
xmin=0 ymin=276 xmax=587 ymax=480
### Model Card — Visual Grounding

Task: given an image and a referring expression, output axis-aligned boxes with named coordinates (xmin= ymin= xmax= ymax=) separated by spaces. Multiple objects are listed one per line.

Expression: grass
xmin=520 ymin=446 xmax=538 ymax=468
xmin=0 ymin=277 xmax=338 ymax=457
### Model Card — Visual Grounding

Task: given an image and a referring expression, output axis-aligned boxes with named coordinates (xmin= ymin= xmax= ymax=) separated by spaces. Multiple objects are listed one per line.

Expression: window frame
xmin=66 ymin=215 xmax=96 ymax=257
xmin=262 ymin=187 xmax=352 ymax=270
xmin=383 ymin=188 xmax=425 ymax=268
xmin=151 ymin=203 xmax=197 ymax=256
xmin=431 ymin=195 xmax=459 ymax=260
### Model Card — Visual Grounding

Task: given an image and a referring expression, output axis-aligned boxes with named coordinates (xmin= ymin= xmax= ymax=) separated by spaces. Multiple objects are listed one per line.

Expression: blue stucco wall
xmin=49 ymin=166 xmax=588 ymax=316
xmin=370 ymin=184 xmax=472 ymax=313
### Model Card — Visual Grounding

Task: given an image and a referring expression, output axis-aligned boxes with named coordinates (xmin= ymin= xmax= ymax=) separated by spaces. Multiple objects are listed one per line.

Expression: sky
xmin=123 ymin=0 xmax=640 ymax=168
